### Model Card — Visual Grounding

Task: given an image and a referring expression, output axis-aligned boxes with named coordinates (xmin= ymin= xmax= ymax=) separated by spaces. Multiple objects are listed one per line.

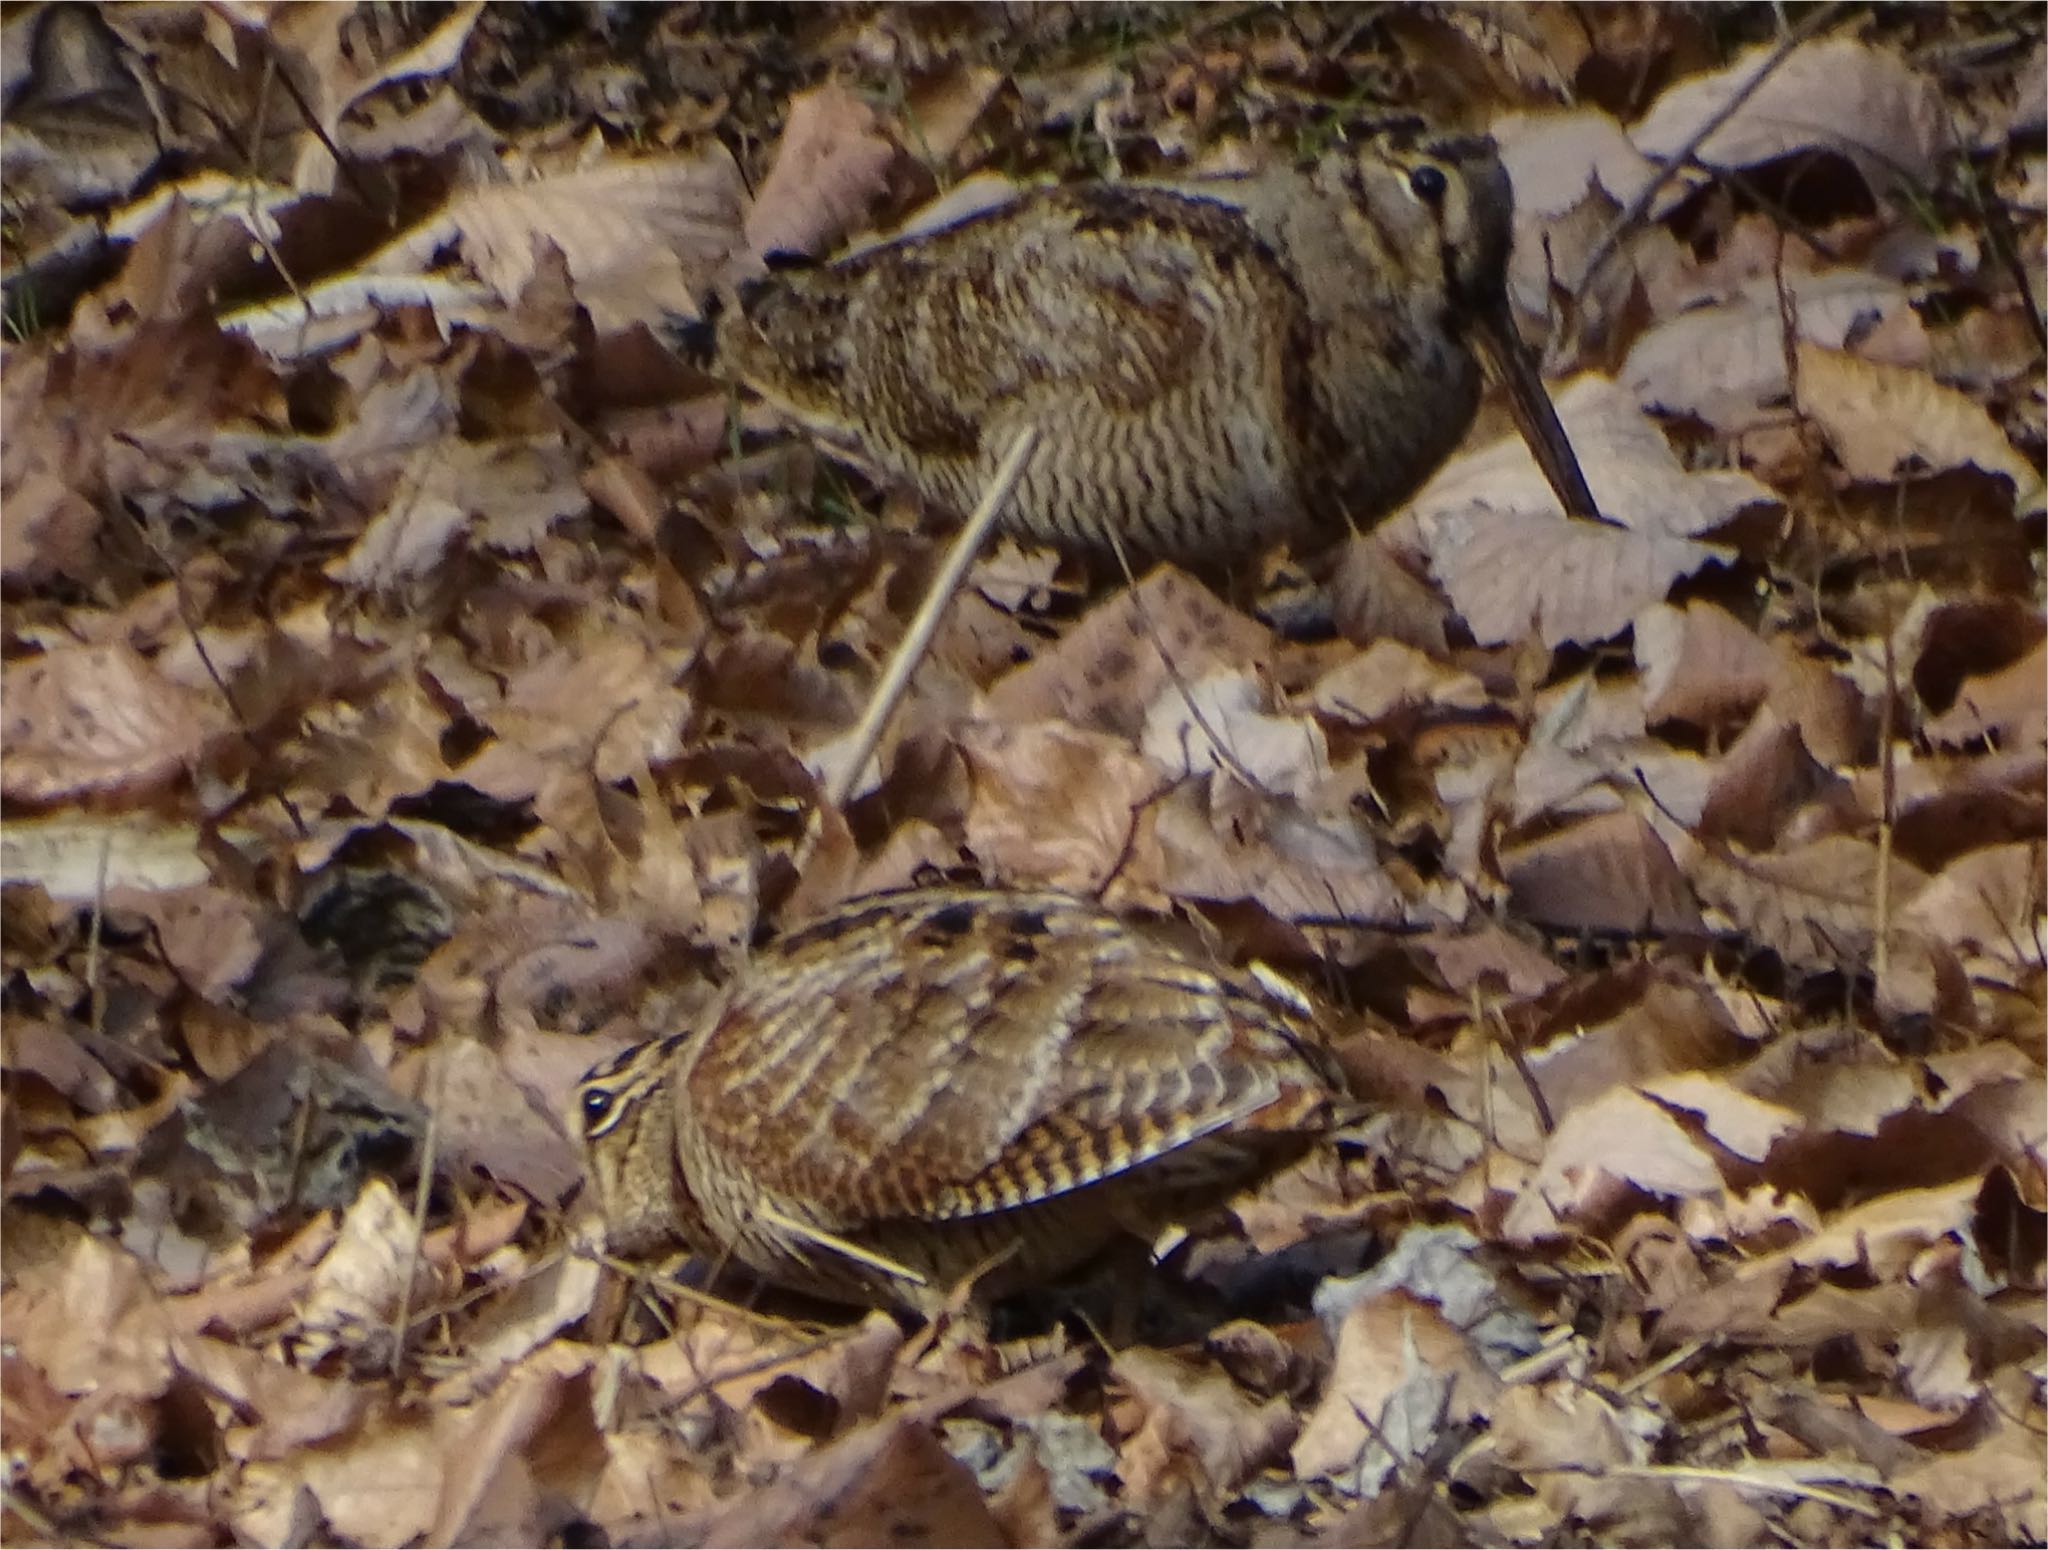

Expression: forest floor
xmin=2 ymin=4 xmax=2043 ymax=1545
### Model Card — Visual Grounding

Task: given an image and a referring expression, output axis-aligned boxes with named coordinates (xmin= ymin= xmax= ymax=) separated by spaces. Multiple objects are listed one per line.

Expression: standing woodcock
xmin=714 ymin=119 xmax=1602 ymax=564
xmin=577 ymin=887 xmax=1354 ymax=1311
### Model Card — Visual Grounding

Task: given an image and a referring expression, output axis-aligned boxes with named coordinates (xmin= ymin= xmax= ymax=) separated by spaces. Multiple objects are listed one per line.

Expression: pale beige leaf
xmin=1636 ymin=601 xmax=1778 ymax=727
xmin=1292 ymin=1292 xmax=1498 ymax=1489
xmin=1502 ymin=811 xmax=1704 ymax=934
xmin=1894 ymin=1410 xmax=2048 ymax=1544
xmin=1688 ymin=833 xmax=1932 ymax=969
xmin=1623 ymin=272 xmax=1926 ymax=433
xmin=1923 ymin=637 xmax=2047 ymax=750
xmin=294 ymin=1179 xmax=431 ymax=1363
xmin=174 ymin=1336 xmax=366 ymax=1461
xmin=745 ymin=82 xmax=899 ymax=261
xmin=390 ymin=1038 xmax=582 ymax=1207
xmin=1398 ymin=377 xmax=1760 ymax=647
xmin=2 ymin=642 xmax=229 ymax=802
xmin=1504 ymin=1086 xmax=1726 ymax=1244
xmin=1768 ymin=1179 xmax=1980 ymax=1280
xmin=1639 ymin=1071 xmax=1800 ymax=1162
xmin=1796 ymin=343 xmax=2040 ymax=493
xmin=984 ymin=566 xmax=1273 ymax=739
xmin=960 ymin=719 xmax=1160 ymax=892
xmin=691 ymin=1415 xmax=1005 ymax=1548
xmin=1139 ymin=670 xmax=1327 ymax=800
xmin=1631 ymin=37 xmax=1948 ymax=193
xmin=1495 ymin=108 xmax=1660 ymax=218
xmin=1308 ymin=639 xmax=1488 ymax=725
xmin=0 ymin=814 xmax=246 ymax=897
xmin=1897 ymin=842 xmax=2045 ymax=970
xmin=1695 ymin=709 xmax=1843 ymax=850
xmin=1118 ymin=780 xmax=1414 ymax=926
xmin=1113 ymin=1347 xmax=1294 ymax=1506
xmin=370 ymin=152 xmax=748 ymax=329
xmin=234 ymin=1406 xmax=442 ymax=1549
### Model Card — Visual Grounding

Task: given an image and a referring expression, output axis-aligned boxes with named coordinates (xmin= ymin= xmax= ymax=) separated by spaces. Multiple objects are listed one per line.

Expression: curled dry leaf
xmin=1896 ymin=842 xmax=2045 ymax=972
xmin=1623 ymin=272 xmax=1927 ymax=433
xmin=1112 ymin=1346 xmax=1295 ymax=1508
xmin=959 ymin=719 xmax=1160 ymax=892
xmin=1502 ymin=1086 xmax=1725 ymax=1242
xmin=234 ymin=1403 xmax=443 ymax=1548
xmin=1795 ymin=343 xmax=2041 ymax=496
xmin=430 ymin=1357 xmax=606 ymax=1548
xmin=1686 ymin=832 xmax=1931 ymax=969
xmin=2 ymin=642 xmax=231 ymax=803
xmin=692 ymin=1415 xmax=1006 ymax=1548
xmin=1396 ymin=376 xmax=1761 ymax=648
xmin=173 ymin=1336 xmax=366 ymax=1463
xmin=1519 ymin=977 xmax=1755 ymax=1125
xmin=984 ymin=566 xmax=1274 ymax=738
xmin=1636 ymin=601 xmax=1778 ymax=729
xmin=1139 ymin=669 xmax=1328 ymax=801
xmin=1695 ymin=709 xmax=1849 ymax=851
xmin=1637 ymin=1071 xmax=1801 ymax=1162
xmin=456 ymin=633 xmax=695 ymax=796
xmin=1495 ymin=108 xmax=1660 ymax=221
xmin=1291 ymin=1289 xmax=1501 ymax=1492
xmin=1492 ymin=107 xmax=1670 ymax=337
xmin=390 ymin=1038 xmax=583 ymax=1206
xmin=293 ymin=1178 xmax=434 ymax=1366
xmin=1308 ymin=638 xmax=1488 ymax=725
xmin=1120 ymin=779 xmax=1415 ymax=926
xmin=1630 ymin=36 xmax=1948 ymax=196
xmin=1502 ymin=810 xmax=1704 ymax=935
xmin=1922 ymin=636 xmax=2047 ymax=750
xmin=745 ymin=82 xmax=902 ymax=262
xmin=1487 ymin=1383 xmax=1681 ymax=1538
xmin=370 ymin=152 xmax=750 ymax=330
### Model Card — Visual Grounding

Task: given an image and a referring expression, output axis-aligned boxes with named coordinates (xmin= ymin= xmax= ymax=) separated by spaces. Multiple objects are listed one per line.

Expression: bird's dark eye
xmin=580 ymin=1088 xmax=614 ymax=1129
xmin=1409 ymin=164 xmax=1448 ymax=203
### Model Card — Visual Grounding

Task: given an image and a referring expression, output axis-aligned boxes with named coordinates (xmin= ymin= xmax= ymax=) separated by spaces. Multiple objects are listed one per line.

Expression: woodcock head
xmin=709 ymin=117 xmax=1601 ymax=566
xmin=1308 ymin=120 xmax=1599 ymax=527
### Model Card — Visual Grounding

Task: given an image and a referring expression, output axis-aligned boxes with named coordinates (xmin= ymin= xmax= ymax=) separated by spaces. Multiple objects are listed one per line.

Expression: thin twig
xmin=1570 ymin=2 xmax=1847 ymax=312
xmin=86 ymin=835 xmax=110 ymax=1043
xmin=1873 ymin=605 xmax=1898 ymax=990
xmin=389 ymin=1049 xmax=446 ymax=1378
xmin=822 ymin=425 xmax=1039 ymax=811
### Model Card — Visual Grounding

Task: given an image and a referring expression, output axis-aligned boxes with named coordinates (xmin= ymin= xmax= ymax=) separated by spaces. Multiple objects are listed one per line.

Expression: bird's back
xmin=666 ymin=887 xmax=1348 ymax=1305
xmin=721 ymin=179 xmax=1346 ymax=562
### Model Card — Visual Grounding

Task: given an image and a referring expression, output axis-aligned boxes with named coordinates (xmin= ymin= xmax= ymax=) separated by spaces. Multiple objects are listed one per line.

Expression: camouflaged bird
xmin=576 ymin=886 xmax=1354 ymax=1311
xmin=712 ymin=120 xmax=1602 ymax=566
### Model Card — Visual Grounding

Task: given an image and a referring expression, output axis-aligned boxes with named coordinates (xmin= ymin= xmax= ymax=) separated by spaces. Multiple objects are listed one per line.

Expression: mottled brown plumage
xmin=576 ymin=887 xmax=1352 ymax=1311
xmin=717 ymin=121 xmax=1600 ymax=564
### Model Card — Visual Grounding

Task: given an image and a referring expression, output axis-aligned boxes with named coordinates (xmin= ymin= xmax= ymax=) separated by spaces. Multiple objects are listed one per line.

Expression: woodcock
xmin=715 ymin=119 xmax=1602 ymax=565
xmin=576 ymin=887 xmax=1353 ymax=1312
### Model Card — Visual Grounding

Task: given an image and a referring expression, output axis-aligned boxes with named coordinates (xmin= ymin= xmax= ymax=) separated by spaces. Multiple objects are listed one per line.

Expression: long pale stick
xmin=823 ymin=426 xmax=1040 ymax=810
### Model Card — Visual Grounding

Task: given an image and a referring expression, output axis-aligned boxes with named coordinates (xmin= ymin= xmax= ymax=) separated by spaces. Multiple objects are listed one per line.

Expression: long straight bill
xmin=1469 ymin=297 xmax=1620 ymax=528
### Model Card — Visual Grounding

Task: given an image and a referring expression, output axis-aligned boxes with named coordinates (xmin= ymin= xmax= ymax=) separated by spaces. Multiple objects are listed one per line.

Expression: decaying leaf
xmin=2 ymin=9 xmax=2040 ymax=1548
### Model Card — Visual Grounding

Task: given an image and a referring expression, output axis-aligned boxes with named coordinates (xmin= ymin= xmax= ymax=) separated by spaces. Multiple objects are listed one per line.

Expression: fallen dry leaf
xmin=745 ymin=82 xmax=902 ymax=261
xmin=1795 ymin=343 xmax=2040 ymax=495
xmin=1630 ymin=36 xmax=1948 ymax=195
xmin=2 ymin=643 xmax=232 ymax=803
xmin=2 ymin=11 xmax=2041 ymax=1548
